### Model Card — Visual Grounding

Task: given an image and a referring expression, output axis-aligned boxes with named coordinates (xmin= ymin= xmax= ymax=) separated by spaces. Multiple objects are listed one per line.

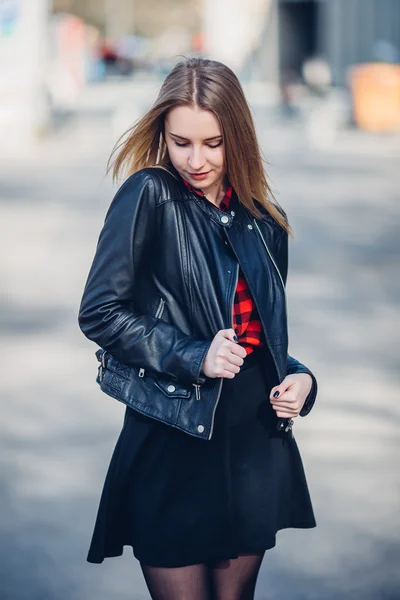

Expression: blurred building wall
xmin=257 ymin=0 xmax=400 ymax=86
xmin=321 ymin=0 xmax=400 ymax=85
xmin=103 ymin=1 xmax=134 ymax=38
xmin=53 ymin=0 xmax=109 ymax=32
xmin=53 ymin=0 xmax=200 ymax=38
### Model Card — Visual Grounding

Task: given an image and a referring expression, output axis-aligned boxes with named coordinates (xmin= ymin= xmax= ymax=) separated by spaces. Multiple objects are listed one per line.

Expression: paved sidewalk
xmin=0 ymin=79 xmax=399 ymax=600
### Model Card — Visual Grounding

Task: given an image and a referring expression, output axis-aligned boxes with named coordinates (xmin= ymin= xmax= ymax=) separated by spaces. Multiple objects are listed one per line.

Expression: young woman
xmin=79 ymin=57 xmax=318 ymax=600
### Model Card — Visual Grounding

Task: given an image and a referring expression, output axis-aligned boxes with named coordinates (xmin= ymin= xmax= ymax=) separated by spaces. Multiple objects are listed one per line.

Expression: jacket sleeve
xmin=78 ymin=171 xmax=211 ymax=385
xmin=275 ymin=222 xmax=318 ymax=417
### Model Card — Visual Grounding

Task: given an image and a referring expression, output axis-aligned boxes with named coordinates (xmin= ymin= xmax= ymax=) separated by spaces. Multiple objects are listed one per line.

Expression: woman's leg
xmin=140 ymin=562 xmax=212 ymax=600
xmin=210 ymin=552 xmax=265 ymax=600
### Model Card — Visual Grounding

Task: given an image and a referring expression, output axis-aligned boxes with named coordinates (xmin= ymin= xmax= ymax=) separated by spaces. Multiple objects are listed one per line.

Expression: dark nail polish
xmin=233 ymin=335 xmax=238 ymax=342
xmin=273 ymin=391 xmax=280 ymax=398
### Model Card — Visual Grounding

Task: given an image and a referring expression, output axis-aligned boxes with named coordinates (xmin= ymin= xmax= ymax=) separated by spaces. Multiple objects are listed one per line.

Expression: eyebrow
xmin=169 ymin=133 xmax=222 ymax=141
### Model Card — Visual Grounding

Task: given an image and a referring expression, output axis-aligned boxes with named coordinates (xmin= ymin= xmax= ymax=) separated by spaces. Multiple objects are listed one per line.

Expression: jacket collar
xmin=179 ymin=175 xmax=236 ymax=228
xmin=182 ymin=178 xmax=233 ymax=213
xmin=159 ymin=163 xmax=248 ymax=229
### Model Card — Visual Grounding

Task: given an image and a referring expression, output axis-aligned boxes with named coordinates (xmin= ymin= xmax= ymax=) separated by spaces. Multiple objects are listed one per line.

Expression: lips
xmin=189 ymin=171 xmax=211 ymax=180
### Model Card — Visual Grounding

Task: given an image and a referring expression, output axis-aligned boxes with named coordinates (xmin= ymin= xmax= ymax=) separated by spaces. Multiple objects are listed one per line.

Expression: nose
xmin=188 ymin=146 xmax=206 ymax=171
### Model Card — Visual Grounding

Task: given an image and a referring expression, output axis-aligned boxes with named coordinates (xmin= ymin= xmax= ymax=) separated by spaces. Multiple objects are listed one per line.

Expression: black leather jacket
xmin=78 ymin=167 xmax=318 ymax=440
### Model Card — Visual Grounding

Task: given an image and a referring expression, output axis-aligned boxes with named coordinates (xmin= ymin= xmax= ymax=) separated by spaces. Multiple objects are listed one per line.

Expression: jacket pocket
xmin=153 ymin=378 xmax=191 ymax=399
xmin=95 ymin=349 xmax=192 ymax=401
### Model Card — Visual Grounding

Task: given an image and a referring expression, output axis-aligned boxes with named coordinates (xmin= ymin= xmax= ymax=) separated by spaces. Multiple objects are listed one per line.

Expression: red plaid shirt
xmin=183 ymin=179 xmax=264 ymax=355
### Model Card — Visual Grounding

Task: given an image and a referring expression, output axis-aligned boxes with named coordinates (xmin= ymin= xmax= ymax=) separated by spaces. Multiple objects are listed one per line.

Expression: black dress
xmin=87 ymin=346 xmax=316 ymax=567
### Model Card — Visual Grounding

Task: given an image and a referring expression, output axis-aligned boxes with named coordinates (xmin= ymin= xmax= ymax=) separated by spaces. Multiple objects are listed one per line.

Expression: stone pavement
xmin=0 ymin=79 xmax=399 ymax=600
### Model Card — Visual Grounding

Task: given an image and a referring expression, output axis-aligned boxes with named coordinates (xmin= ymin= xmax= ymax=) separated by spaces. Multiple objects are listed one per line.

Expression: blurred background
xmin=0 ymin=1 xmax=399 ymax=599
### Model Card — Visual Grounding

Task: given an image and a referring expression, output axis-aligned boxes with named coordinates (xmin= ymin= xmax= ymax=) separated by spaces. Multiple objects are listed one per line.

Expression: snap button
xmin=220 ymin=215 xmax=229 ymax=224
xmin=197 ymin=425 xmax=205 ymax=433
xmin=167 ymin=384 xmax=176 ymax=393
xmin=247 ymin=224 xmax=253 ymax=230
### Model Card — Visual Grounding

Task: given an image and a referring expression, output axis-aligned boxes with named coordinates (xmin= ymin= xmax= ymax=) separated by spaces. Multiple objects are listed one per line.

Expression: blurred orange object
xmin=192 ymin=32 xmax=204 ymax=53
xmin=349 ymin=63 xmax=400 ymax=132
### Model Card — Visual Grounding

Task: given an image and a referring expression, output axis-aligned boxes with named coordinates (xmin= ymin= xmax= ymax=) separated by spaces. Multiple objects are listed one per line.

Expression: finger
xmin=219 ymin=339 xmax=247 ymax=359
xmin=269 ymin=382 xmax=291 ymax=401
xmin=270 ymin=394 xmax=297 ymax=404
xmin=273 ymin=401 xmax=298 ymax=410
xmin=229 ymin=343 xmax=247 ymax=359
xmin=221 ymin=369 xmax=237 ymax=379
xmin=226 ymin=352 xmax=245 ymax=368
xmin=222 ymin=362 xmax=241 ymax=375
xmin=214 ymin=359 xmax=241 ymax=377
xmin=220 ymin=328 xmax=238 ymax=343
xmin=274 ymin=409 xmax=299 ymax=418
xmin=272 ymin=405 xmax=299 ymax=415
xmin=273 ymin=402 xmax=299 ymax=413
xmin=215 ymin=348 xmax=244 ymax=368
xmin=272 ymin=400 xmax=299 ymax=410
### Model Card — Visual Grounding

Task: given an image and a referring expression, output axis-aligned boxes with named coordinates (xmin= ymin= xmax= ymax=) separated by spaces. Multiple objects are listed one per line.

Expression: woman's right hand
xmin=201 ymin=329 xmax=247 ymax=379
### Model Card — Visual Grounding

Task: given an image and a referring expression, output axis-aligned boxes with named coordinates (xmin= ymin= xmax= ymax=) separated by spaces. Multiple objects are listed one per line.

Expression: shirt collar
xmin=182 ymin=178 xmax=233 ymax=212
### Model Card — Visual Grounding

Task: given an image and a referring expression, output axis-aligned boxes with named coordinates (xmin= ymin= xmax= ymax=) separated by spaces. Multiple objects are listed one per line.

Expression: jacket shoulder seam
xmin=118 ymin=169 xmax=171 ymax=207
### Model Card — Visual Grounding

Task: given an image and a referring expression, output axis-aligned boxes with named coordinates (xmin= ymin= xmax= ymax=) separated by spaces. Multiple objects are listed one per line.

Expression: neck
xmin=201 ymin=177 xmax=228 ymax=207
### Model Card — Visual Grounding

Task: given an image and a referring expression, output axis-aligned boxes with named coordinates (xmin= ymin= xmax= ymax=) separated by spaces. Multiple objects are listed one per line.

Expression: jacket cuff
xmin=194 ymin=340 xmax=213 ymax=385
xmin=286 ymin=362 xmax=318 ymax=417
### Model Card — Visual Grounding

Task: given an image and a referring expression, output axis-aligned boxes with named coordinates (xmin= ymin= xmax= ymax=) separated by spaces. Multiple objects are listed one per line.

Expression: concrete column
xmin=203 ymin=0 xmax=272 ymax=73
xmin=0 ymin=0 xmax=51 ymax=151
xmin=257 ymin=0 xmax=279 ymax=84
xmin=323 ymin=0 xmax=344 ymax=85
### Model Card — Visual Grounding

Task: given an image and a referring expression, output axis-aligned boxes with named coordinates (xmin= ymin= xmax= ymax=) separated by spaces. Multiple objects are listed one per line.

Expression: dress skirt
xmin=87 ymin=347 xmax=316 ymax=567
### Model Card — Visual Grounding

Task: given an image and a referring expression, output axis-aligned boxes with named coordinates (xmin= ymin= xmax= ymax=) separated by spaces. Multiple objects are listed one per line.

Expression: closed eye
xmin=174 ymin=141 xmax=223 ymax=149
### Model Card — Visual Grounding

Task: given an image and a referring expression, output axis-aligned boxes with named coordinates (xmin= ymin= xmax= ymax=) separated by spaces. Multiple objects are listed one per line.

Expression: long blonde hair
xmin=108 ymin=57 xmax=292 ymax=235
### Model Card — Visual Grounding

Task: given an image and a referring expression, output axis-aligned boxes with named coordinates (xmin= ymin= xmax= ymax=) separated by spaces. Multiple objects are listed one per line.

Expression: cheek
xmin=209 ymin=148 xmax=225 ymax=169
xmin=166 ymin=143 xmax=186 ymax=167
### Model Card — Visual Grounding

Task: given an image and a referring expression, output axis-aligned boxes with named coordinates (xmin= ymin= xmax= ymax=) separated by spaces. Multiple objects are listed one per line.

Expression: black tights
xmin=140 ymin=553 xmax=265 ymax=600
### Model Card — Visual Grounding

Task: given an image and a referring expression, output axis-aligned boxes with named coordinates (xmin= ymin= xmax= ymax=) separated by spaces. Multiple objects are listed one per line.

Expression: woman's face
xmin=164 ymin=105 xmax=225 ymax=194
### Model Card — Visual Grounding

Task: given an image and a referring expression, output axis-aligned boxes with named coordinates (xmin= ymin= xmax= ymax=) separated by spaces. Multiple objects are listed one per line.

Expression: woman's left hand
xmin=269 ymin=373 xmax=313 ymax=418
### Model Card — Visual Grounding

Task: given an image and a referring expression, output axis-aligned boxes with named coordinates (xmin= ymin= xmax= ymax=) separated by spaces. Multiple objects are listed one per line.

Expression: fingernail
xmin=233 ymin=335 xmax=238 ymax=342
xmin=273 ymin=391 xmax=280 ymax=398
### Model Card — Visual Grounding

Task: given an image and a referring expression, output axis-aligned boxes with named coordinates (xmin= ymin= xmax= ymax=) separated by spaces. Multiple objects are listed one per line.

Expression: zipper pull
xmin=193 ymin=383 xmax=201 ymax=401
xmin=285 ymin=418 xmax=294 ymax=432
xmin=99 ymin=350 xmax=107 ymax=382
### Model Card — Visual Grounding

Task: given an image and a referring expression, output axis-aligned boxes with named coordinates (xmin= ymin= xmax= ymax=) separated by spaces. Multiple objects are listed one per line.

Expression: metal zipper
xmin=179 ymin=185 xmax=211 ymax=406
xmin=137 ymin=298 xmax=165 ymax=379
xmin=193 ymin=383 xmax=201 ymax=401
xmin=229 ymin=228 xmax=285 ymax=383
xmin=189 ymin=188 xmax=230 ymax=420
xmin=156 ymin=296 xmax=202 ymax=401
xmin=136 ymin=298 xmax=165 ymax=381
xmin=230 ymin=262 xmax=240 ymax=332
xmin=187 ymin=190 xmax=236 ymax=435
xmin=155 ymin=297 xmax=165 ymax=319
xmin=253 ymin=220 xmax=295 ymax=432
xmin=253 ymin=220 xmax=286 ymax=291
xmin=253 ymin=219 xmax=289 ymax=329
xmin=99 ymin=350 xmax=107 ymax=382
xmin=207 ymin=259 xmax=239 ymax=440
